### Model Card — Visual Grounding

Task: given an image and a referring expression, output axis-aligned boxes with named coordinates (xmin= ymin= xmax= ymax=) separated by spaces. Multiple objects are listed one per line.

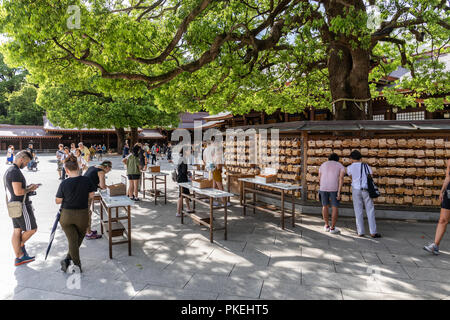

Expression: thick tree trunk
xmin=325 ymin=0 xmax=372 ymax=120
xmin=116 ymin=127 xmax=125 ymax=153
xmin=130 ymin=127 xmax=139 ymax=146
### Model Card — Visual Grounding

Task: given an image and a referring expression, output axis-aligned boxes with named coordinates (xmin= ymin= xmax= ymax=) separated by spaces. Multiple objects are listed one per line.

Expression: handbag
xmin=3 ymin=174 xmax=25 ymax=218
xmin=361 ymin=163 xmax=380 ymax=199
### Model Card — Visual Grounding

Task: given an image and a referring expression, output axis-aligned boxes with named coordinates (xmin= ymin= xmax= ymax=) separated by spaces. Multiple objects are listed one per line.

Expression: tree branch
xmin=130 ymin=0 xmax=213 ymax=64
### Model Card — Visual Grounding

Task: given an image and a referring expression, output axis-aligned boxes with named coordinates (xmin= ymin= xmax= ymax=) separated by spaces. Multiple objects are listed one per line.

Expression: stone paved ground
xmin=1 ymin=154 xmax=450 ymax=300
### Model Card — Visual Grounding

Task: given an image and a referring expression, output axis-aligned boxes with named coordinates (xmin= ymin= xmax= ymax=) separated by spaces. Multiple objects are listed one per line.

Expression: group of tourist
xmin=56 ymin=142 xmax=107 ymax=180
xmin=318 ymin=150 xmax=381 ymax=237
xmin=175 ymin=138 xmax=229 ymax=217
xmin=6 ymin=144 xmax=37 ymax=170
xmin=318 ymin=149 xmax=450 ymax=254
xmin=4 ymin=141 xmax=113 ymax=271
xmin=123 ymin=141 xmax=172 ymax=165
xmin=4 ymin=141 xmax=450 ymax=274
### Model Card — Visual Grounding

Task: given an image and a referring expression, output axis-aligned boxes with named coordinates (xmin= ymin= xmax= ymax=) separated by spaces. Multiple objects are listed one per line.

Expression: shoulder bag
xmin=3 ymin=174 xmax=25 ymax=218
xmin=361 ymin=163 xmax=380 ymax=199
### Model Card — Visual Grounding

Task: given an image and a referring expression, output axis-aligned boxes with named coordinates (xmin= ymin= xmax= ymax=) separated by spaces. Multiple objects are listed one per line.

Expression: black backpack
xmin=361 ymin=163 xmax=380 ymax=199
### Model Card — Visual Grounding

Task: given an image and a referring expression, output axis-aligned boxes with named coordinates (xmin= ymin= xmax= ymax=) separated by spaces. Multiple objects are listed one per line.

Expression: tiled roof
xmin=0 ymin=125 xmax=61 ymax=138
xmin=139 ymin=129 xmax=165 ymax=139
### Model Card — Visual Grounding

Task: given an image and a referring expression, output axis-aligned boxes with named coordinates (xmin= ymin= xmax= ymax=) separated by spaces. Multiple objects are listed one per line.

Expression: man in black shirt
xmin=4 ymin=150 xmax=40 ymax=266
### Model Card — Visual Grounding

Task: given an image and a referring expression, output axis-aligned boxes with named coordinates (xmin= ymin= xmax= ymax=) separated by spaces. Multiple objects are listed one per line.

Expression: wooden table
xmin=225 ymin=173 xmax=255 ymax=205
xmin=141 ymin=171 xmax=168 ymax=204
xmin=99 ymin=190 xmax=135 ymax=259
xmin=239 ymin=178 xmax=302 ymax=230
xmin=178 ymin=182 xmax=235 ymax=243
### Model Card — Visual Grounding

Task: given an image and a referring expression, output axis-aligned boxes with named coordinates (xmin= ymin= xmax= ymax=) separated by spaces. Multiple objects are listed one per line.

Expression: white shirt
xmin=347 ymin=162 xmax=373 ymax=190
xmin=77 ymin=156 xmax=87 ymax=169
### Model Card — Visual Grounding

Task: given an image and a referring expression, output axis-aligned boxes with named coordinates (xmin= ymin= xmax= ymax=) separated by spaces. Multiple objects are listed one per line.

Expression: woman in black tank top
xmin=83 ymin=161 xmax=112 ymax=239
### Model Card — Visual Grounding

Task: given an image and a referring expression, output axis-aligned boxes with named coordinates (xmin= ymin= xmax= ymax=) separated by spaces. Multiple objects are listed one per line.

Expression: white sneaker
xmin=324 ymin=225 xmax=330 ymax=232
xmin=423 ymin=243 xmax=439 ymax=255
xmin=329 ymin=227 xmax=340 ymax=234
xmin=69 ymin=264 xmax=82 ymax=274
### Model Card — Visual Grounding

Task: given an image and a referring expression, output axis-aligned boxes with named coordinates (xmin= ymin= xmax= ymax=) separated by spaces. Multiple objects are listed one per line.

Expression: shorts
xmin=12 ymin=203 xmax=37 ymax=231
xmin=212 ymin=168 xmax=222 ymax=183
xmin=57 ymin=161 xmax=63 ymax=171
xmin=181 ymin=187 xmax=190 ymax=195
xmin=319 ymin=191 xmax=340 ymax=207
xmin=128 ymin=174 xmax=141 ymax=180
xmin=442 ymin=189 xmax=450 ymax=210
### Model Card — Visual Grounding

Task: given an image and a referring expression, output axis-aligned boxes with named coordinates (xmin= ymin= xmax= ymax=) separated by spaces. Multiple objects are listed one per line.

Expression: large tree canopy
xmin=37 ymin=85 xmax=179 ymax=130
xmin=0 ymin=0 xmax=449 ymax=119
xmin=7 ymin=84 xmax=44 ymax=125
xmin=37 ymin=84 xmax=179 ymax=148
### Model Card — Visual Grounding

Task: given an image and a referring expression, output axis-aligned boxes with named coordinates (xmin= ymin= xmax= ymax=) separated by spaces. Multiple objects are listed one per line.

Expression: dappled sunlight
xmin=0 ymin=154 xmax=448 ymax=299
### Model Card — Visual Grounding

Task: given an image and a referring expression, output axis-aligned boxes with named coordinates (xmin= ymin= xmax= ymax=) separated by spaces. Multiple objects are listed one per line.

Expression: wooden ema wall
xmin=224 ymin=133 xmax=303 ymax=198
xmin=305 ymin=134 xmax=450 ymax=208
xmin=223 ymin=130 xmax=450 ymax=209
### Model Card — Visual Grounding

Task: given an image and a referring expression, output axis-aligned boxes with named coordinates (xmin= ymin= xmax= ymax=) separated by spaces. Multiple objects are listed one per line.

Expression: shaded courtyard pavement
xmin=0 ymin=154 xmax=450 ymax=300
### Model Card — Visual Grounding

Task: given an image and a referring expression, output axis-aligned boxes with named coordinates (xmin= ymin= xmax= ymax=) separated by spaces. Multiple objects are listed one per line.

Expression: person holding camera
xmin=56 ymin=155 xmax=97 ymax=273
xmin=4 ymin=151 xmax=40 ymax=266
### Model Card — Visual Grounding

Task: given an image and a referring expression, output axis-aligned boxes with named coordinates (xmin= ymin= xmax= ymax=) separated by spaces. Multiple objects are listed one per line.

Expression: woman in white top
xmin=75 ymin=148 xmax=88 ymax=174
xmin=70 ymin=143 xmax=77 ymax=155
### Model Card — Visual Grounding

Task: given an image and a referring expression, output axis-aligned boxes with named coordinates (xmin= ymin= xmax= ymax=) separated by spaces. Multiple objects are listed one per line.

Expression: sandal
xmin=370 ymin=233 xmax=382 ymax=238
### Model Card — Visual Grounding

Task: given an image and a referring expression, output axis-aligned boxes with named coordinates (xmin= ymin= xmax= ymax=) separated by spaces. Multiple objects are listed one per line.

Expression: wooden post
xmin=301 ymin=131 xmax=308 ymax=202
xmin=107 ymin=132 xmax=110 ymax=151
xmin=19 ymin=139 xmax=22 ymax=150
xmin=310 ymin=107 xmax=315 ymax=121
